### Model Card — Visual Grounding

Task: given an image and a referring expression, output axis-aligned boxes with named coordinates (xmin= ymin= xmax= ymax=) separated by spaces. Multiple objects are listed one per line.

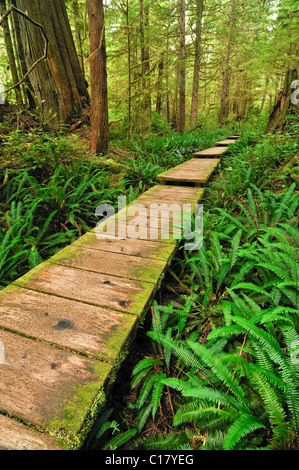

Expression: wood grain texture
xmin=156 ymin=158 xmax=220 ymax=184
xmin=192 ymin=146 xmax=228 ymax=157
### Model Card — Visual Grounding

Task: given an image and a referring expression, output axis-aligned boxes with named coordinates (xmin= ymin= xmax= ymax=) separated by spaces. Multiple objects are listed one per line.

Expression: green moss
xmin=104 ymin=315 xmax=138 ymax=363
xmin=47 ymin=362 xmax=112 ymax=450
xmin=12 ymin=260 xmax=52 ymax=289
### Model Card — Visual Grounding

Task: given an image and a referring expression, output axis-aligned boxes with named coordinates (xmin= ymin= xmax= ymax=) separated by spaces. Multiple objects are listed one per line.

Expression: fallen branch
xmin=0 ymin=4 xmax=49 ymax=93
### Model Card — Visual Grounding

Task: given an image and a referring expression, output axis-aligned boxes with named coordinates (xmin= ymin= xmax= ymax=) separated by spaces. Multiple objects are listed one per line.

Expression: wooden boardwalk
xmin=192 ymin=146 xmax=228 ymax=157
xmin=0 ymin=136 xmax=239 ymax=450
xmin=157 ymin=158 xmax=220 ymax=186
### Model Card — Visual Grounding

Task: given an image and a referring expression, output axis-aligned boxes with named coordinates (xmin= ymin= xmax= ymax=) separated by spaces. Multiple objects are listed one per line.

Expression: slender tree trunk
xmin=260 ymin=76 xmax=269 ymax=113
xmin=125 ymin=0 xmax=131 ymax=134
xmin=87 ymin=0 xmax=109 ymax=154
xmin=0 ymin=0 xmax=23 ymax=106
xmin=190 ymin=0 xmax=204 ymax=126
xmin=72 ymin=0 xmax=86 ymax=79
xmin=11 ymin=0 xmax=35 ymax=107
xmin=171 ymin=43 xmax=180 ymax=129
xmin=268 ymin=67 xmax=299 ymax=133
xmin=156 ymin=53 xmax=164 ymax=115
xmin=178 ymin=0 xmax=186 ymax=133
xmin=219 ymin=0 xmax=235 ymax=126
xmin=165 ymin=25 xmax=170 ymax=123
xmin=15 ymin=0 xmax=89 ymax=125
xmin=139 ymin=0 xmax=150 ymax=113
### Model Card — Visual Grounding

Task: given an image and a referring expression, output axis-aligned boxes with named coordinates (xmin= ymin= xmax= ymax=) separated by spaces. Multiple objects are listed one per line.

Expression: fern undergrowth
xmin=102 ymin=130 xmax=299 ymax=451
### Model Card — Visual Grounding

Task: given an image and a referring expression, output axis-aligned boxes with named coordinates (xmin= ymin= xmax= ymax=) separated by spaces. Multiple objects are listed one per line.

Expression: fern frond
xmin=187 ymin=341 xmax=249 ymax=409
xmin=222 ymin=413 xmax=266 ymax=450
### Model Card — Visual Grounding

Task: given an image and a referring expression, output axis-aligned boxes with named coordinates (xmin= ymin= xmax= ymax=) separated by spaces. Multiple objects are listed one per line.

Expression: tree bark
xmin=156 ymin=53 xmax=164 ymax=115
xmin=139 ymin=0 xmax=150 ymax=112
xmin=260 ymin=76 xmax=269 ymax=113
xmin=0 ymin=0 xmax=23 ymax=106
xmin=219 ymin=0 xmax=235 ymax=126
xmin=11 ymin=0 xmax=35 ymax=107
xmin=190 ymin=0 xmax=204 ymax=126
xmin=178 ymin=0 xmax=186 ymax=133
xmin=87 ymin=0 xmax=109 ymax=154
xmin=15 ymin=0 xmax=89 ymax=125
xmin=268 ymin=67 xmax=299 ymax=133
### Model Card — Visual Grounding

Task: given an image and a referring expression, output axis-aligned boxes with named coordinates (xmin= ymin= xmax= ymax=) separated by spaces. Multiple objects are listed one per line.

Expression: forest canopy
xmin=0 ymin=0 xmax=298 ymax=142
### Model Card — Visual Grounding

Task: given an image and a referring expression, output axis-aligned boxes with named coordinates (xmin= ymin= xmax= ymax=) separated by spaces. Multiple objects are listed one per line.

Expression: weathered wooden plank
xmin=73 ymin=233 xmax=176 ymax=261
xmin=95 ymin=219 xmax=182 ymax=243
xmin=156 ymin=159 xmax=220 ymax=185
xmin=227 ymin=135 xmax=240 ymax=139
xmin=140 ymin=184 xmax=205 ymax=200
xmin=215 ymin=139 xmax=236 ymax=146
xmin=92 ymin=186 xmax=204 ymax=243
xmin=0 ymin=414 xmax=61 ymax=450
xmin=0 ymin=285 xmax=137 ymax=362
xmin=192 ymin=146 xmax=227 ymax=157
xmin=13 ymin=262 xmax=158 ymax=317
xmin=0 ymin=329 xmax=112 ymax=448
xmin=49 ymin=245 xmax=168 ymax=284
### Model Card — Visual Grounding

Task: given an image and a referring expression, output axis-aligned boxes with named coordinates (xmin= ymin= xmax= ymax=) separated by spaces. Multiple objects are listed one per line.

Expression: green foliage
xmin=127 ymin=172 xmax=299 ymax=450
xmin=0 ymin=150 xmax=126 ymax=287
xmin=206 ymin=132 xmax=299 ymax=209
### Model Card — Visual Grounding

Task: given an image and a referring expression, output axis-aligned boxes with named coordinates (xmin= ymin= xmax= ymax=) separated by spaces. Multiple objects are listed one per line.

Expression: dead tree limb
xmin=0 ymin=4 xmax=48 ymax=94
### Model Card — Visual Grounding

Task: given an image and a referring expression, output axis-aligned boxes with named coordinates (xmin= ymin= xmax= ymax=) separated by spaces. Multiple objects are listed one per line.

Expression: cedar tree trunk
xmin=87 ymin=0 xmax=109 ymax=154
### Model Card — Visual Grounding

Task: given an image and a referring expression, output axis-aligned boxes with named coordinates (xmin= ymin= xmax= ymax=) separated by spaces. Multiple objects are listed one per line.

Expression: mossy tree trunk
xmin=0 ymin=0 xmax=23 ymax=106
xmin=178 ymin=0 xmax=186 ymax=133
xmin=267 ymin=67 xmax=299 ymax=133
xmin=190 ymin=0 xmax=204 ymax=127
xmin=87 ymin=0 xmax=109 ymax=154
xmin=15 ymin=0 xmax=89 ymax=125
xmin=219 ymin=0 xmax=236 ymax=127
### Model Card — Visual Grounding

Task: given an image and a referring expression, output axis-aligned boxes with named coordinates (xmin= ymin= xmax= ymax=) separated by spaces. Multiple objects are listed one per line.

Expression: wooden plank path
xmin=157 ymin=158 xmax=220 ymax=186
xmin=193 ymin=146 xmax=228 ymax=157
xmin=215 ymin=139 xmax=236 ymax=146
xmin=0 ymin=136 xmax=239 ymax=450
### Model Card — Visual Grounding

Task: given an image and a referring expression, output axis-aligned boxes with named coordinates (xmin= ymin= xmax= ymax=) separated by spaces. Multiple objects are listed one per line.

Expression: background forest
xmin=0 ymin=0 xmax=299 ymax=452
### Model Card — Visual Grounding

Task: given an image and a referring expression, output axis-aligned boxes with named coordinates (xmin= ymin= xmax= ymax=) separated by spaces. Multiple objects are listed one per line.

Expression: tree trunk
xmin=178 ymin=0 xmax=186 ymax=133
xmin=156 ymin=53 xmax=164 ymax=115
xmin=219 ymin=0 xmax=235 ymax=126
xmin=87 ymin=0 xmax=109 ymax=154
xmin=268 ymin=67 xmax=299 ymax=133
xmin=72 ymin=0 xmax=86 ymax=79
xmin=15 ymin=0 xmax=89 ymax=125
xmin=11 ymin=0 xmax=35 ymax=108
xmin=0 ymin=0 xmax=23 ymax=106
xmin=190 ymin=0 xmax=204 ymax=126
xmin=260 ymin=76 xmax=269 ymax=113
xmin=124 ymin=0 xmax=131 ymax=134
xmin=139 ymin=0 xmax=150 ymax=113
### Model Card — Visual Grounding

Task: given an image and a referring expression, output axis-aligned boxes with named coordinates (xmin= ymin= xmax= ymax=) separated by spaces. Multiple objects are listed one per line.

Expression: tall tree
xmin=190 ymin=0 xmax=204 ymax=126
xmin=219 ymin=0 xmax=236 ymax=126
xmin=0 ymin=0 xmax=22 ymax=106
xmin=139 ymin=0 xmax=151 ymax=113
xmin=14 ymin=0 xmax=89 ymax=125
xmin=178 ymin=0 xmax=186 ymax=133
xmin=87 ymin=0 xmax=109 ymax=154
xmin=268 ymin=66 xmax=298 ymax=132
